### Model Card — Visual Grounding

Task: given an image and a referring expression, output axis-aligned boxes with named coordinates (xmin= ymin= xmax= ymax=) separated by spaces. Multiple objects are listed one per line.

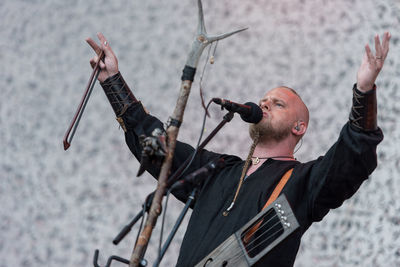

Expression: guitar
xmin=195 ymin=194 xmax=299 ymax=267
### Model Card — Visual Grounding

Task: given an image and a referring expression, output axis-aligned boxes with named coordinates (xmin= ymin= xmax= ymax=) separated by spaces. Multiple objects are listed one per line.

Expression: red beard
xmin=249 ymin=119 xmax=292 ymax=142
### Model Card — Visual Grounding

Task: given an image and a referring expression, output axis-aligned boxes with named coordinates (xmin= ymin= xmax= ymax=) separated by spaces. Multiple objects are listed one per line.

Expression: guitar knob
xmin=284 ymin=222 xmax=291 ymax=228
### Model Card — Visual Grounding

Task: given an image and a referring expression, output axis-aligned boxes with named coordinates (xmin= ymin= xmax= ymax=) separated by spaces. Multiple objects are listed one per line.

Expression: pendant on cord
xmin=251 ymin=156 xmax=295 ymax=165
xmin=251 ymin=157 xmax=260 ymax=165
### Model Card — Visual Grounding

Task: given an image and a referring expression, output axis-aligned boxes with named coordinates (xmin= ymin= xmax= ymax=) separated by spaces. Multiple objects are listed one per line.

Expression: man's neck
xmin=252 ymin=138 xmax=295 ymax=159
xmin=246 ymin=137 xmax=296 ymax=177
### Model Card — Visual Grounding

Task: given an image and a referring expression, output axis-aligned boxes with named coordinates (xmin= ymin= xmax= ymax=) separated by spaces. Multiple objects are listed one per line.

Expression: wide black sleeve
xmin=305 ymin=122 xmax=383 ymax=222
xmin=120 ymin=102 xmax=228 ymax=202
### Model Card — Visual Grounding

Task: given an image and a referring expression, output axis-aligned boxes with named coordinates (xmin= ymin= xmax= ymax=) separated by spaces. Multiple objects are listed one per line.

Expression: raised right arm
xmin=86 ymin=33 xmax=225 ymax=201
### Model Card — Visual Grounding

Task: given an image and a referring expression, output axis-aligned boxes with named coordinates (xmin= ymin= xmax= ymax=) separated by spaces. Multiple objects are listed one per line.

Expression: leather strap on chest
xmin=262 ymin=168 xmax=294 ymax=210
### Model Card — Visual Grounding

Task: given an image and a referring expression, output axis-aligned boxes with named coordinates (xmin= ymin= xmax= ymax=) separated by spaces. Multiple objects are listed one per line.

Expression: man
xmin=87 ymin=32 xmax=391 ymax=266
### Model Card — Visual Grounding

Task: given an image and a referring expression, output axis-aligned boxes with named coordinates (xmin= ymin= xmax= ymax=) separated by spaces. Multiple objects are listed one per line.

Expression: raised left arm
xmin=349 ymin=32 xmax=391 ymax=132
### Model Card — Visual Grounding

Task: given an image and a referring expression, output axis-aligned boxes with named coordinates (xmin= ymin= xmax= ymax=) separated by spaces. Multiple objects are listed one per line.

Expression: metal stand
xmin=153 ymin=188 xmax=198 ymax=267
xmin=166 ymin=111 xmax=234 ymax=187
xmin=93 ymin=249 xmax=147 ymax=267
xmin=113 ymin=194 xmax=154 ymax=245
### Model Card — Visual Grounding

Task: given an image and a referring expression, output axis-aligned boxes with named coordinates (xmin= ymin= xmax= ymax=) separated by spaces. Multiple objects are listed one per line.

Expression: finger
xmin=374 ymin=34 xmax=383 ymax=58
xmin=381 ymin=31 xmax=391 ymax=57
xmin=93 ymin=55 xmax=99 ymax=63
xmin=365 ymin=44 xmax=375 ymax=63
xmin=86 ymin=37 xmax=101 ymax=55
xmin=90 ymin=55 xmax=104 ymax=69
xmin=99 ymin=61 xmax=106 ymax=70
xmin=97 ymin=32 xmax=116 ymax=59
xmin=89 ymin=55 xmax=100 ymax=67
xmin=362 ymin=50 xmax=368 ymax=62
xmin=90 ymin=58 xmax=96 ymax=69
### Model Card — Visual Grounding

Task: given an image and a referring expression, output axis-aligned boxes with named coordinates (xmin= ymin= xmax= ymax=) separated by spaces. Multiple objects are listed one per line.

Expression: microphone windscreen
xmin=240 ymin=102 xmax=263 ymax=123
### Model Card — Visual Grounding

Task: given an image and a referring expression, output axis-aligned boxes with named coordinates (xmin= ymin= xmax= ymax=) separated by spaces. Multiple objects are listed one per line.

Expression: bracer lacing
xmin=349 ymin=84 xmax=377 ymax=131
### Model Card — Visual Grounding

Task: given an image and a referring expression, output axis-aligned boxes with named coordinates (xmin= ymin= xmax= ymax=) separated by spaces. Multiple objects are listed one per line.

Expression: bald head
xmin=277 ymin=86 xmax=309 ymax=126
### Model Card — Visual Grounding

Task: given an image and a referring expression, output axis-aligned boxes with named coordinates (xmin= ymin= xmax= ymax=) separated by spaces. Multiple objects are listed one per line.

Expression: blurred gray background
xmin=1 ymin=0 xmax=400 ymax=266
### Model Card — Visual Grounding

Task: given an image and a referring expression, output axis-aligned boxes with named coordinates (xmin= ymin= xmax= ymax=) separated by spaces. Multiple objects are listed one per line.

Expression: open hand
xmin=86 ymin=33 xmax=119 ymax=82
xmin=357 ymin=32 xmax=391 ymax=92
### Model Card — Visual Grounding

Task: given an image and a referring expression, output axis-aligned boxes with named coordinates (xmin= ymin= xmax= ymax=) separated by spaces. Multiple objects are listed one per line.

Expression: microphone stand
xmin=112 ymin=111 xmax=235 ymax=245
xmin=166 ymin=110 xmax=234 ymax=187
xmin=113 ymin=194 xmax=154 ymax=245
xmin=153 ymin=188 xmax=198 ymax=267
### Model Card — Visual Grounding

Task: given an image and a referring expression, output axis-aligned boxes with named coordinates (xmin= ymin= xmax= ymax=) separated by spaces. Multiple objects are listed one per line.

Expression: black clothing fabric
xmin=121 ymin=102 xmax=383 ymax=267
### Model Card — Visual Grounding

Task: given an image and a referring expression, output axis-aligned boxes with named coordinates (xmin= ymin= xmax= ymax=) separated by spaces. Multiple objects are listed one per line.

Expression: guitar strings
xmin=230 ymin=213 xmax=294 ymax=265
xmin=243 ymin=210 xmax=295 ymax=251
xmin=204 ymin=210 xmax=295 ymax=266
xmin=228 ymin=220 xmax=290 ymax=266
xmin=207 ymin=211 xmax=291 ymax=264
xmin=213 ymin=211 xmax=295 ymax=266
xmin=240 ymin=209 xmax=284 ymax=238
xmin=209 ymin=212 xmax=290 ymax=266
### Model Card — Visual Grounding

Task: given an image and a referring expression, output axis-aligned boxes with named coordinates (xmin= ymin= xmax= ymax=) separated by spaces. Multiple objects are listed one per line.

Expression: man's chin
xmin=249 ymin=123 xmax=292 ymax=142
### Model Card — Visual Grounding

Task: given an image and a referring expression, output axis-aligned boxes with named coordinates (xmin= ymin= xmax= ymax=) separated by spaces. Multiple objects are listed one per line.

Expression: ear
xmin=292 ymin=121 xmax=307 ymax=136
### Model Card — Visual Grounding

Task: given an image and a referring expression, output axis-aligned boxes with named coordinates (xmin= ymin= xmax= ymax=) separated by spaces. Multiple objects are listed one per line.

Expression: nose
xmin=261 ymin=99 xmax=270 ymax=111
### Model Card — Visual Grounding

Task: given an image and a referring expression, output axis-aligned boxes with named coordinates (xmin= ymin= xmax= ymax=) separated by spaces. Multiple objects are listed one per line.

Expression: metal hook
xmin=93 ymin=249 xmax=135 ymax=267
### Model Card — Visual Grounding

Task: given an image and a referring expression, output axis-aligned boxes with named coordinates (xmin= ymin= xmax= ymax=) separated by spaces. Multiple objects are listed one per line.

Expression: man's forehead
xmin=260 ymin=87 xmax=296 ymax=101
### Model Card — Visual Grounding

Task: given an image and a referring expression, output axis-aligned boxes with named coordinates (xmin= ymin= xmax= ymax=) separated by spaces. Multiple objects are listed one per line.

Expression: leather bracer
xmin=100 ymin=72 xmax=138 ymax=131
xmin=349 ymin=84 xmax=377 ymax=131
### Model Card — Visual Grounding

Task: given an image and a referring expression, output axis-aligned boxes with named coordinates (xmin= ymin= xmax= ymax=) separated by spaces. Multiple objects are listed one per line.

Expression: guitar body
xmin=195 ymin=235 xmax=248 ymax=267
xmin=195 ymin=194 xmax=299 ymax=267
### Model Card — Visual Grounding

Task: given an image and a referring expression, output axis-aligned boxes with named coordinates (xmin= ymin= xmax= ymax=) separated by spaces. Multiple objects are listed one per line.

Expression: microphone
xmin=212 ymin=98 xmax=262 ymax=123
xmin=170 ymin=158 xmax=225 ymax=192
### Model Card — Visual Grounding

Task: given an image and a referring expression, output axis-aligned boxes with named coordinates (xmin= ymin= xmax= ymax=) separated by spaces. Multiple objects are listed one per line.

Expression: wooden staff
xmin=129 ymin=1 xmax=247 ymax=266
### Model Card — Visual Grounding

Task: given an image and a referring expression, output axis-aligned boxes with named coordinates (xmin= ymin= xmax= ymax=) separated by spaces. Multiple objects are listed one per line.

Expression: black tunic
xmin=121 ymin=102 xmax=383 ymax=267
